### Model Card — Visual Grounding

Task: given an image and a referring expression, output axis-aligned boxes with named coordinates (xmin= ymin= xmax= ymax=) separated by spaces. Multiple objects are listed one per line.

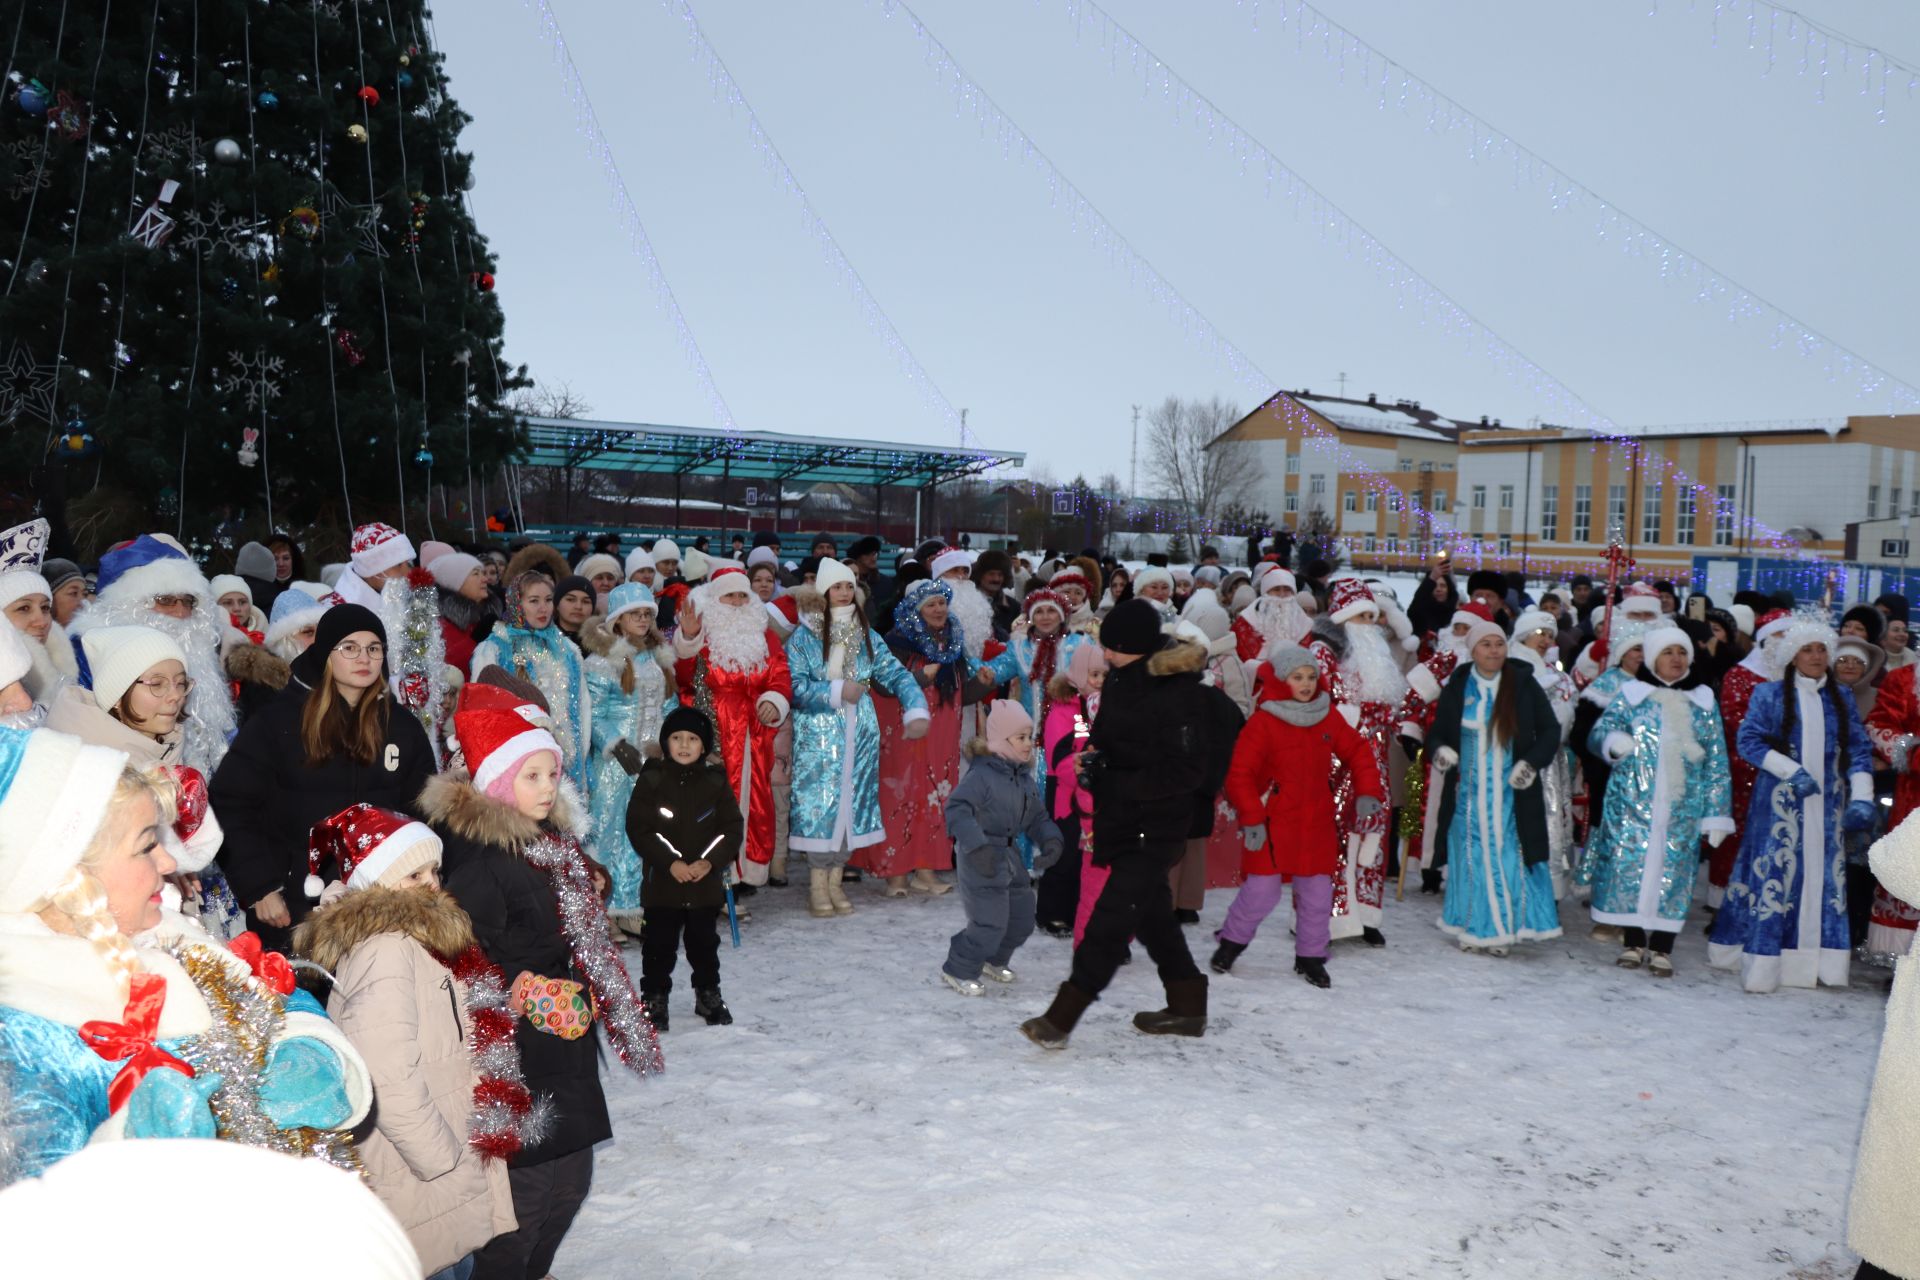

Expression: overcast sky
xmin=435 ymin=1 xmax=1917 ymax=483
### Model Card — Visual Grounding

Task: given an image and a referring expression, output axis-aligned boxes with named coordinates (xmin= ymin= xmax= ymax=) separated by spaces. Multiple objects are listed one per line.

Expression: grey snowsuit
xmin=943 ymin=745 xmax=1064 ymax=982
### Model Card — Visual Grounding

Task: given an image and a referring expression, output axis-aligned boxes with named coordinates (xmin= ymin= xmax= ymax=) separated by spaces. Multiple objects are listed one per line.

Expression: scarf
xmin=1263 ymin=692 xmax=1331 ymax=726
xmin=824 ymin=604 xmax=866 ymax=681
xmin=445 ymin=946 xmax=553 ymax=1161
xmin=890 ymin=580 xmax=966 ymax=706
xmin=522 ymin=833 xmax=663 ymax=1078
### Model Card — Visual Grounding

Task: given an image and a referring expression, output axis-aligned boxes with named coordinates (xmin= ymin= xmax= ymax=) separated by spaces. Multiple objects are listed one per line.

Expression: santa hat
xmin=1618 ymin=583 xmax=1664 ymax=620
xmin=417 ymin=540 xmax=456 ymax=569
xmin=625 ymin=546 xmax=657 ymax=578
xmin=1129 ymin=567 xmax=1172 ymax=595
xmin=1024 ymin=588 xmax=1068 ymax=622
xmin=929 ymin=548 xmax=973 ymax=580
xmin=650 ymin=539 xmax=682 ymax=565
xmin=350 ymin=523 xmax=415 ymax=579
xmin=80 ymin=626 xmax=188 ymax=710
xmin=0 ymin=518 xmax=51 ymax=612
xmin=813 ymin=559 xmax=856 ymax=596
xmin=266 ymin=586 xmax=329 ymax=648
xmin=0 ymin=726 xmax=131 ymax=913
xmin=1328 ymin=578 xmax=1379 ymax=624
xmin=209 ymin=574 xmax=252 ymax=606
xmin=156 ymin=764 xmax=224 ymax=874
xmin=985 ymin=700 xmax=1033 ymax=760
xmin=1253 ymin=564 xmax=1296 ymax=596
xmin=0 ymin=624 xmax=31 ymax=689
xmin=94 ymin=534 xmax=209 ymax=609
xmin=575 ymin=553 xmax=621 ymax=583
xmin=306 ymin=803 xmax=443 ymax=898
xmin=429 ymin=552 xmax=483 ymax=593
xmin=1511 ymin=610 xmax=1559 ymax=643
xmin=1641 ymin=624 xmax=1695 ymax=669
xmin=455 ymin=705 xmax=562 ymax=798
xmin=1451 ymin=603 xmax=1494 ymax=631
xmin=605 ymin=582 xmax=657 ymax=626
xmin=1754 ymin=608 xmax=1794 ymax=643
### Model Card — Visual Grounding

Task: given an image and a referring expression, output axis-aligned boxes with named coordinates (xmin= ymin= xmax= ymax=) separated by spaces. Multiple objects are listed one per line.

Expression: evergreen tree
xmin=0 ymin=0 xmax=526 ymax=544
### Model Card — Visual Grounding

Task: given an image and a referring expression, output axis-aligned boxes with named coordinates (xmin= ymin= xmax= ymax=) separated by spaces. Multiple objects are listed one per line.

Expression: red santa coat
xmin=1714 ymin=657 xmax=1769 ymax=894
xmin=1865 ymin=665 xmax=1920 ymax=954
xmin=675 ymin=632 xmax=793 ymax=876
xmin=1224 ymin=703 xmax=1383 ymax=878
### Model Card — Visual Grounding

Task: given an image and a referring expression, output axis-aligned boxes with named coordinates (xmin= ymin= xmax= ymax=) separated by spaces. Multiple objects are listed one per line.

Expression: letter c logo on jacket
xmin=384 ymin=744 xmax=399 ymax=772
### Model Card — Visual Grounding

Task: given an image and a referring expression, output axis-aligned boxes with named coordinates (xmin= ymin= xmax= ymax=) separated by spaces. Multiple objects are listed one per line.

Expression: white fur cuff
xmin=1852 ymin=773 xmax=1875 ymax=804
xmin=1603 ymin=732 xmax=1635 ymax=763
xmin=1761 ymin=749 xmax=1801 ymax=782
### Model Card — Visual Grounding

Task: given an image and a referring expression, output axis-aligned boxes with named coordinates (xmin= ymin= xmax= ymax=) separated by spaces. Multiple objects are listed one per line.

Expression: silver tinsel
xmin=457 ymin=956 xmax=556 ymax=1155
xmin=523 ymin=834 xmax=664 ymax=1077
xmin=383 ymin=572 xmax=449 ymax=749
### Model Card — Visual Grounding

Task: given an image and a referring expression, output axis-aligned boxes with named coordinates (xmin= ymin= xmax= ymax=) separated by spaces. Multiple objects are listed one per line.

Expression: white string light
xmin=1672 ymin=0 xmax=1918 ymax=121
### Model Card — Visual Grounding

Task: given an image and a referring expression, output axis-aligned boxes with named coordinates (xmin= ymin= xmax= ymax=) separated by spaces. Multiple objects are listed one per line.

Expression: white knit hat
xmin=349 ymin=522 xmax=415 ymax=578
xmin=746 ymin=545 xmax=781 ymax=571
xmin=209 ymin=574 xmax=252 ymax=605
xmin=1729 ymin=603 xmax=1756 ymax=637
xmin=814 ymin=558 xmax=857 ymax=596
xmin=575 ymin=553 xmax=621 ymax=583
xmin=625 ymin=546 xmax=656 ymax=578
xmin=429 ymin=552 xmax=483 ymax=593
xmin=81 ymin=626 xmax=189 ymax=710
xmin=0 ymin=727 xmax=131 ymax=913
xmin=650 ymin=539 xmax=682 ymax=565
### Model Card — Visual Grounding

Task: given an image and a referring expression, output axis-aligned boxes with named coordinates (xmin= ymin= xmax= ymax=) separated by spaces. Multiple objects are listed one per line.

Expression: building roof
xmin=517 ymin=417 xmax=1023 ymax=488
xmin=1458 ymin=416 xmax=1853 ymax=447
xmin=1216 ymin=390 xmax=1524 ymax=446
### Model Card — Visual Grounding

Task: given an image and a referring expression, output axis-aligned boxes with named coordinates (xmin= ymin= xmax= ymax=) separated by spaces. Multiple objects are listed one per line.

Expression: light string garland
xmin=1185 ymin=0 xmax=1920 ymax=414
xmin=520 ymin=0 xmax=741 ymax=435
xmin=1647 ymin=0 xmax=1920 ymax=123
xmin=1044 ymin=0 xmax=1889 ymax=561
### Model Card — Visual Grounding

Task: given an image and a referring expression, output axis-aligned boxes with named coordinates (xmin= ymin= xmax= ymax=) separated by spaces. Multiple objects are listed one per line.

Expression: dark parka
xmin=1427 ymin=659 xmax=1563 ymax=868
xmin=1084 ymin=637 xmax=1225 ymax=858
xmin=211 ymin=648 xmax=437 ymax=942
xmin=626 ymin=755 xmax=745 ymax=912
xmin=420 ymin=772 xmax=612 ymax=1166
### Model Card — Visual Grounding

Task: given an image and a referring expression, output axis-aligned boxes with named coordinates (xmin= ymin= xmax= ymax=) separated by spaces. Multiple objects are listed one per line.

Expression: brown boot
xmin=826 ymin=865 xmax=854 ymax=915
xmin=1020 ymin=982 xmax=1096 ymax=1050
xmin=1133 ymin=975 xmax=1208 ymax=1037
xmin=808 ymin=868 xmax=834 ymax=919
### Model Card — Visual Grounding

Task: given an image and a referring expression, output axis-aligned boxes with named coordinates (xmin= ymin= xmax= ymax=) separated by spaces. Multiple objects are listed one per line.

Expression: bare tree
xmin=509 ymin=382 xmax=616 ymax=523
xmin=509 ymin=381 xmax=594 ymax=421
xmin=1145 ymin=396 xmax=1261 ymax=539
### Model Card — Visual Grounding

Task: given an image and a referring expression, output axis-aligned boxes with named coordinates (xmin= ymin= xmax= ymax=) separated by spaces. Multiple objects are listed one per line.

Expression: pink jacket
xmin=1042 ymin=684 xmax=1097 ymax=820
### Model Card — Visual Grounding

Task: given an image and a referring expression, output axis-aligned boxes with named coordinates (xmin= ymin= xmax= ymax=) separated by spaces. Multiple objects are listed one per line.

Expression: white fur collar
xmin=0 ymin=911 xmax=215 ymax=1037
xmin=1619 ymin=680 xmax=1714 ymax=712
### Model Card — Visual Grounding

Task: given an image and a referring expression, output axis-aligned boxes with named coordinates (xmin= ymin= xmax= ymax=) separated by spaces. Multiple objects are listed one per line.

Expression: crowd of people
xmin=2 ymin=510 xmax=1919 ymax=1279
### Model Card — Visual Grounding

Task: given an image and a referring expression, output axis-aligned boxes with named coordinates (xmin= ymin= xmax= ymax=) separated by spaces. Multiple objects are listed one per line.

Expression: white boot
xmin=808 ymin=868 xmax=834 ymax=919
xmin=910 ymin=867 xmax=952 ymax=896
xmin=883 ymin=876 xmax=910 ymax=898
xmin=826 ymin=865 xmax=854 ymax=916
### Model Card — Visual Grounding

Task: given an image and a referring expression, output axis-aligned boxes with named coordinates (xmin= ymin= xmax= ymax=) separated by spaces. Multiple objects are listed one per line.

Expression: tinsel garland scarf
xmin=446 ymin=946 xmax=554 ymax=1161
xmin=522 ymin=834 xmax=664 ymax=1077
xmin=166 ymin=944 xmax=361 ymax=1173
xmin=385 ymin=568 xmax=449 ymax=746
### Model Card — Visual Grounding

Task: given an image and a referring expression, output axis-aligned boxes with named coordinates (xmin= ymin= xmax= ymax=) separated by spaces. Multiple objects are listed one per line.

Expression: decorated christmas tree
xmin=0 ymin=0 xmax=527 ymax=540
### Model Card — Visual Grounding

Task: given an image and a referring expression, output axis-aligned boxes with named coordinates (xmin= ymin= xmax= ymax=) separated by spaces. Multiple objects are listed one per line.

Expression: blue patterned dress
xmin=583 ymin=637 xmax=672 ymax=913
xmin=1709 ymin=676 xmax=1872 ymax=991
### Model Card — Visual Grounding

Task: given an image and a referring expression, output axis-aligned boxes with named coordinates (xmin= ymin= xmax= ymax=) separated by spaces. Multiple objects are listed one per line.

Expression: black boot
xmin=1362 ymin=926 xmax=1386 ymax=947
xmin=1133 ymin=976 xmax=1208 ymax=1037
xmin=1020 ymin=982 xmax=1096 ymax=1050
xmin=694 ymin=986 xmax=733 ymax=1026
xmin=1173 ymin=908 xmax=1201 ymax=926
xmin=1420 ymin=868 xmax=1442 ymax=895
xmin=1294 ymin=956 xmax=1331 ymax=988
xmin=1209 ymin=939 xmax=1247 ymax=974
xmin=642 ymin=994 xmax=668 ymax=1034
xmin=1039 ymin=920 xmax=1074 ymax=939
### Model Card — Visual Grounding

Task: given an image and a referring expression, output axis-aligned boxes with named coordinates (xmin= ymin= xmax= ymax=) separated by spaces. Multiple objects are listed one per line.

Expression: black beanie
xmin=660 ymin=703 xmax=716 ymax=757
xmin=1099 ymin=598 xmax=1166 ymax=657
xmin=292 ymin=603 xmax=387 ymax=686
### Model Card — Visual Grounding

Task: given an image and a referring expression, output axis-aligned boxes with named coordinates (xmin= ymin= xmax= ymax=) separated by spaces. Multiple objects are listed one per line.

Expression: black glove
xmin=1034 ymin=841 xmax=1064 ymax=873
xmin=610 ymin=739 xmax=645 ymax=777
xmin=1397 ymin=735 xmax=1422 ymax=762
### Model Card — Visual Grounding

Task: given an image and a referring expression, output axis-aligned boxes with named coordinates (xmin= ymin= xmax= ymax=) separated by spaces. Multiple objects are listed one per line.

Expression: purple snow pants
xmin=1216 ymin=873 xmax=1332 ymax=958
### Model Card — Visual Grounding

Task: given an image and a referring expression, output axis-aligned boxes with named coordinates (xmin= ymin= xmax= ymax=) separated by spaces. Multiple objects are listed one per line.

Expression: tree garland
xmin=447 ymin=945 xmax=554 ymax=1161
xmin=384 ymin=568 xmax=448 ymax=747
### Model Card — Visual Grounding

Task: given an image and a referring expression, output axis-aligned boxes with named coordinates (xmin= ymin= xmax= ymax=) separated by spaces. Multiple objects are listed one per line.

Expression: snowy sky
xmin=434 ymin=2 xmax=1918 ymax=481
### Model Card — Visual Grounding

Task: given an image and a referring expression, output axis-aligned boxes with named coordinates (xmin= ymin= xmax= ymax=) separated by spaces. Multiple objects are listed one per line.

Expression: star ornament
xmin=0 ymin=342 xmax=57 ymax=425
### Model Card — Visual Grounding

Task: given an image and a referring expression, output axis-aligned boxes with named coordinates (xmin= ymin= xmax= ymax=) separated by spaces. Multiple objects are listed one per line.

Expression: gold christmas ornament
xmin=347 ymin=123 xmax=368 ymax=144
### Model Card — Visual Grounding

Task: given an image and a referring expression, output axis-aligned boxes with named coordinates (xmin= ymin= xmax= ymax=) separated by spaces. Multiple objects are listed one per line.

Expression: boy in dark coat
xmin=626 ymin=705 xmax=745 ymax=1030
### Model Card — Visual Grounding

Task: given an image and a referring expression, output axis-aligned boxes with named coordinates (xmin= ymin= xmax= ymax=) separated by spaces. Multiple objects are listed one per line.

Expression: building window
xmin=1284 ymin=493 xmax=1298 ymax=513
xmin=1471 ymin=485 xmax=1487 ymax=510
xmin=1385 ymin=537 xmax=1398 ymax=554
xmin=1343 ymin=491 xmax=1357 ymax=513
xmin=1309 ymin=474 xmax=1326 ymax=496
xmin=1675 ymin=488 xmax=1696 ymax=545
xmin=1869 ymin=485 xmax=1880 ymax=519
xmin=1433 ymin=489 xmax=1449 ymax=513
xmin=1541 ymin=485 xmax=1559 ymax=541
xmin=1642 ymin=483 xmax=1662 ymax=544
xmin=1896 ymin=489 xmax=1905 ymax=519
xmin=1714 ymin=484 xmax=1736 ymax=546
xmin=1387 ymin=492 xmax=1402 ymax=513
xmin=1499 ymin=484 xmax=1515 ymax=510
xmin=1364 ymin=535 xmax=1376 ymax=553
xmin=1286 ymin=453 xmax=1301 ymax=475
xmin=1499 ymin=535 xmax=1513 ymax=556
xmin=1607 ymin=484 xmax=1627 ymax=535
xmin=1573 ymin=485 xmax=1592 ymax=543
xmin=1364 ymin=491 xmax=1378 ymax=513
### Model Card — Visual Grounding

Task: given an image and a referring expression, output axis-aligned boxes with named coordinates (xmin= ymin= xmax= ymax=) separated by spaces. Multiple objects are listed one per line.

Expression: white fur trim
xmin=350 ymin=528 xmax=414 ymax=578
xmin=0 ymin=569 xmax=50 ymax=611
xmin=929 ymin=549 xmax=973 ymax=579
xmin=757 ymin=689 xmax=790 ymax=726
xmin=1761 ymin=749 xmax=1801 ymax=782
xmin=471 ymin=727 xmax=562 ymax=794
xmin=902 ymin=706 xmax=931 ymax=725
xmin=344 ymin=820 xmax=442 ymax=890
xmin=95 ymin=556 xmax=210 ymax=610
xmin=1853 ymin=773 xmax=1875 ymax=804
xmin=1602 ymin=731 xmax=1634 ymax=762
xmin=0 ymin=733 xmax=130 ymax=912
xmin=1407 ymin=663 xmax=1441 ymax=703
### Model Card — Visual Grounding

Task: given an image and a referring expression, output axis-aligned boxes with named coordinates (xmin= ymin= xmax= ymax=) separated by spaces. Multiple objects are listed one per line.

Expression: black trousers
xmin=1035 ymin=812 xmax=1083 ymax=927
xmin=640 ymin=905 xmax=721 ymax=995
xmin=1069 ymin=841 xmax=1201 ymax=998
xmin=1622 ymin=927 xmax=1676 ymax=955
xmin=471 ymin=1147 xmax=594 ymax=1280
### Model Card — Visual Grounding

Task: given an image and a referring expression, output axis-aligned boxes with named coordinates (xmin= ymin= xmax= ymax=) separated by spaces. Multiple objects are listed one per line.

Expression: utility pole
xmin=1129 ymin=404 xmax=1140 ymax=501
xmin=1336 ymin=371 xmax=1349 ymax=397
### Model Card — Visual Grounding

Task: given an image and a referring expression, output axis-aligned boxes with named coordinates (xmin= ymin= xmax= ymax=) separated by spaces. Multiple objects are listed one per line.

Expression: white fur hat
xmin=575 ymin=553 xmax=621 ymax=583
xmin=1254 ymin=564 xmax=1296 ymax=595
xmin=1779 ymin=614 xmax=1838 ymax=664
xmin=1133 ymin=566 xmax=1174 ymax=594
xmin=1511 ymin=610 xmax=1558 ymax=643
xmin=650 ymin=539 xmax=682 ymax=565
xmin=625 ymin=546 xmax=656 ymax=578
xmin=0 ymin=727 xmax=131 ymax=913
xmin=1641 ymin=624 xmax=1695 ymax=668
xmin=929 ymin=548 xmax=973 ymax=579
xmin=1729 ymin=603 xmax=1756 ymax=637
xmin=209 ymin=574 xmax=251 ymax=605
xmin=349 ymin=522 xmax=415 ymax=578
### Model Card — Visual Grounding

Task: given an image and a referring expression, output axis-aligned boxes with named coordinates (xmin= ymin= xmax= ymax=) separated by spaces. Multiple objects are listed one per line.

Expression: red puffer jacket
xmin=1223 ymin=699 xmax=1383 ymax=877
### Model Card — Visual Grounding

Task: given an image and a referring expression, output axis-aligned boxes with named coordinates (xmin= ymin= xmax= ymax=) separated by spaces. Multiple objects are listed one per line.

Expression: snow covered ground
xmin=561 ymin=881 xmax=1889 ymax=1279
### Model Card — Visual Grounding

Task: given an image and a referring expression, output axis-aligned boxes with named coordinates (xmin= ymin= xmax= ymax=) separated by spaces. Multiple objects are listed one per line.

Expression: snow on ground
xmin=560 ymin=881 xmax=1888 ymax=1279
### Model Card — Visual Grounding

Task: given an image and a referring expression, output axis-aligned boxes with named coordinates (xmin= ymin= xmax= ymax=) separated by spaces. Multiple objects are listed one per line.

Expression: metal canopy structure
xmin=517 ymin=417 xmax=1022 ymax=489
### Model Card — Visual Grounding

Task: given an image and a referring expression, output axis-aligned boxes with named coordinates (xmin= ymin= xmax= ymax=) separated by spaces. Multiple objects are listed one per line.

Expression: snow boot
xmin=768 ymin=850 xmax=789 ymax=888
xmin=1648 ymin=954 xmax=1674 ymax=978
xmin=694 ymin=986 xmax=733 ymax=1025
xmin=910 ymin=867 xmax=952 ymax=896
xmin=1294 ymin=956 xmax=1331 ymax=988
xmin=808 ymin=868 xmax=834 ymax=919
xmin=1173 ymin=908 xmax=1201 ymax=926
xmin=1209 ymin=939 xmax=1247 ymax=974
xmin=826 ymin=865 xmax=854 ymax=915
xmin=1420 ymin=868 xmax=1442 ymax=895
xmin=981 ymin=963 xmax=1017 ymax=984
xmin=883 ymin=876 xmax=911 ymax=898
xmin=1362 ymin=926 xmax=1386 ymax=947
xmin=641 ymin=994 xmax=668 ymax=1034
xmin=942 ymin=971 xmax=986 ymax=997
xmin=1039 ymin=920 xmax=1074 ymax=939
xmin=1133 ymin=976 xmax=1209 ymax=1037
xmin=1616 ymin=946 xmax=1647 ymax=969
xmin=1020 ymin=982 xmax=1096 ymax=1050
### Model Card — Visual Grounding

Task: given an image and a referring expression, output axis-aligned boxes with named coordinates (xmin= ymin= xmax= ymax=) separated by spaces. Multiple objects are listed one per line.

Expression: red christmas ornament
xmin=470 ymin=271 xmax=495 ymax=291
xmin=335 ymin=328 xmax=367 ymax=367
xmin=358 ymin=85 xmax=381 ymax=107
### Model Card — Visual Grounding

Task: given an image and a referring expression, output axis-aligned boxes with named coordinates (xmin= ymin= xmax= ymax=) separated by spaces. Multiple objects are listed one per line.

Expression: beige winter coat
xmin=1849 ymin=811 xmax=1920 ymax=1276
xmin=298 ymin=888 xmax=516 ymax=1273
xmin=43 ymin=682 xmax=182 ymax=767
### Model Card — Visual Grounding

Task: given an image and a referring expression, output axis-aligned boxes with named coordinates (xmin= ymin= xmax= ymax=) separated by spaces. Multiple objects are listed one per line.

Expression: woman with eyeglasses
xmin=44 ymin=626 xmax=192 ymax=767
xmin=212 ymin=604 xmax=437 ymax=952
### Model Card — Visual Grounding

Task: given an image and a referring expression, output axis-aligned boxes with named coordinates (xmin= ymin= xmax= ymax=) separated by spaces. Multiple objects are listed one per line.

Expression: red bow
xmin=78 ymin=973 xmax=196 ymax=1114
xmin=228 ymin=931 xmax=296 ymax=995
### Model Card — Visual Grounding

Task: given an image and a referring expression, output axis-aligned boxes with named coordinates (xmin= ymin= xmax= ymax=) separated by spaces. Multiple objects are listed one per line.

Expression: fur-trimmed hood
xmin=1146 ymin=636 xmax=1209 ymax=678
xmin=1047 ymin=673 xmax=1082 ymax=703
xmin=504 ymin=542 xmax=570 ymax=588
xmin=580 ymin=615 xmax=675 ymax=689
xmin=417 ymin=768 xmax=589 ymax=851
xmin=294 ymin=885 xmax=475 ymax=974
xmin=224 ymin=639 xmax=290 ymax=690
xmin=1307 ymin=615 xmax=1350 ymax=661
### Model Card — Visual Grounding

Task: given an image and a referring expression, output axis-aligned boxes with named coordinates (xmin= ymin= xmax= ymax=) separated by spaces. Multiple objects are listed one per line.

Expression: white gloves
xmin=1602 ymin=732 xmax=1635 ymax=763
xmin=1433 ymin=746 xmax=1459 ymax=773
xmin=1241 ymin=824 xmax=1268 ymax=852
xmin=1508 ymin=762 xmax=1537 ymax=790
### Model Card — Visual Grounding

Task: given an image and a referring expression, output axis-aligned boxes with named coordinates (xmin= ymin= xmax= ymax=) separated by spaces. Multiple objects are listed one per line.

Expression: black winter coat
xmin=1085 ymin=637 xmax=1219 ymax=857
xmin=421 ymin=773 xmax=613 ymax=1166
xmin=1427 ymin=660 xmax=1562 ymax=868
xmin=626 ymin=756 xmax=744 ymax=911
xmin=211 ymin=673 xmax=436 ymax=940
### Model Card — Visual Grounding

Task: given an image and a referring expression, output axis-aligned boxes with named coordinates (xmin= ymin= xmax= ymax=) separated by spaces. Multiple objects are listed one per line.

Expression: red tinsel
xmin=446 ymin=945 xmax=545 ymax=1162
